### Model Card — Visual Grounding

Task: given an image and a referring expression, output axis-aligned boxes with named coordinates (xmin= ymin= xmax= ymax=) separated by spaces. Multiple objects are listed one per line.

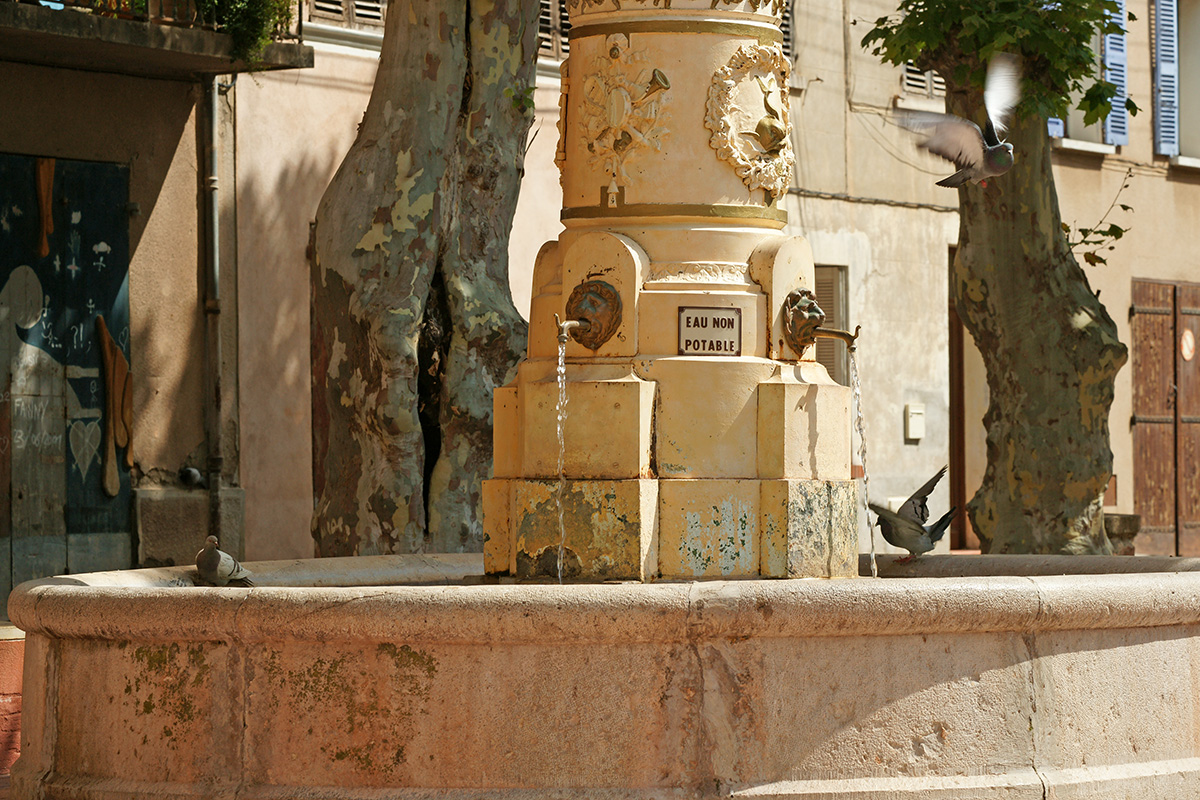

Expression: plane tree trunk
xmin=310 ymin=0 xmax=534 ymax=555
xmin=948 ymin=90 xmax=1127 ymax=553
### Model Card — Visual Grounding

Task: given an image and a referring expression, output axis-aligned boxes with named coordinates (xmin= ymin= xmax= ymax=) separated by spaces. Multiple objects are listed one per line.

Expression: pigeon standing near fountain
xmin=196 ymin=535 xmax=253 ymax=586
xmin=870 ymin=503 xmax=957 ymax=562
xmin=876 ymin=465 xmax=947 ymax=544
xmin=897 ymin=53 xmax=1021 ymax=187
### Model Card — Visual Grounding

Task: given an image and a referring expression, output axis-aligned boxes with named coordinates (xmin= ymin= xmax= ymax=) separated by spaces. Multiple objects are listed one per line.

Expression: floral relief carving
xmin=705 ymin=43 xmax=794 ymax=201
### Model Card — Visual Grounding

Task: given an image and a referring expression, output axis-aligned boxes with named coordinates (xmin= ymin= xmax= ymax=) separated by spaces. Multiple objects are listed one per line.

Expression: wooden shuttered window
xmin=814 ymin=266 xmax=848 ymax=386
xmin=902 ymin=62 xmax=946 ymax=99
xmin=308 ymin=0 xmax=384 ymax=28
xmin=780 ymin=1 xmax=794 ymax=61
xmin=538 ymin=0 xmax=570 ymax=61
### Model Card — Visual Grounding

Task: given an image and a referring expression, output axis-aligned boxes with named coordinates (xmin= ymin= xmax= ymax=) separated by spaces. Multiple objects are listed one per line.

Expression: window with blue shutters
xmin=1047 ymin=11 xmax=1129 ymax=146
xmin=1154 ymin=0 xmax=1181 ymax=155
xmin=1104 ymin=0 xmax=1130 ymax=145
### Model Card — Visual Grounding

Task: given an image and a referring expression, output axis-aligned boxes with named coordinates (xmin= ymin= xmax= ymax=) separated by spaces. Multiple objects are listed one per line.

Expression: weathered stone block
xmin=520 ymin=375 xmax=655 ymax=479
xmin=512 ymin=479 xmax=658 ymax=580
xmin=757 ymin=375 xmax=851 ymax=479
xmin=136 ymin=487 xmax=244 ymax=567
xmin=748 ymin=234 xmax=817 ymax=361
xmin=561 ymin=232 xmax=645 ymax=359
xmin=481 ymin=479 xmax=513 ymax=575
xmin=637 ymin=288 xmax=768 ymax=358
xmin=658 ymin=479 xmax=760 ymax=578
xmin=644 ymin=357 xmax=777 ymax=478
xmin=761 ymin=479 xmax=858 ymax=578
xmin=492 ymin=385 xmax=519 ymax=478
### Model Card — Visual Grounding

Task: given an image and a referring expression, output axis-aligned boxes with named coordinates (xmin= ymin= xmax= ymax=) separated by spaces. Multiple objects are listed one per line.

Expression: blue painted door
xmin=0 ymin=152 xmax=133 ymax=601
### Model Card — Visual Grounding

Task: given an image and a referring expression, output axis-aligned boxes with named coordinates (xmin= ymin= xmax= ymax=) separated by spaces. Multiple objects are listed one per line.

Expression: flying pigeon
xmin=870 ymin=503 xmax=957 ymax=562
xmin=195 ymin=535 xmax=253 ymax=586
xmin=898 ymin=53 xmax=1021 ymax=187
xmin=877 ymin=465 xmax=947 ymax=544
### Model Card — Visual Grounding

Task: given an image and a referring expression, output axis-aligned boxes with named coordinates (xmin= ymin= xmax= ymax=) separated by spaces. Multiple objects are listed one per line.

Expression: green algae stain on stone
xmin=122 ymin=642 xmax=214 ymax=748
xmin=258 ymin=642 xmax=440 ymax=779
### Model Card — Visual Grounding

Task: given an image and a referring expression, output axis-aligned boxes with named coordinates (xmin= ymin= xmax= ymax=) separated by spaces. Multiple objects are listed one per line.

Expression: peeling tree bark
xmin=310 ymin=0 xmax=534 ymax=556
xmin=948 ymin=92 xmax=1128 ymax=554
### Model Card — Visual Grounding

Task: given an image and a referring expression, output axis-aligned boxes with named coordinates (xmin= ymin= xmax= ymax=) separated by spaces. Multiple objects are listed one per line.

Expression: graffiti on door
xmin=0 ymin=152 xmax=133 ymax=595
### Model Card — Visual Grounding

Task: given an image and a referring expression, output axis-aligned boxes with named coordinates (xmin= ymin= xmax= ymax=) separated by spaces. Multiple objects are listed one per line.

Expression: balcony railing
xmin=0 ymin=0 xmax=311 ymax=77
xmin=11 ymin=0 xmax=216 ymax=28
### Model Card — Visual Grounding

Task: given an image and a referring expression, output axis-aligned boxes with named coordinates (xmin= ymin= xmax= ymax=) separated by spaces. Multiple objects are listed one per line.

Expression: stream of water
xmin=848 ymin=351 xmax=877 ymax=578
xmin=554 ymin=335 xmax=569 ymax=584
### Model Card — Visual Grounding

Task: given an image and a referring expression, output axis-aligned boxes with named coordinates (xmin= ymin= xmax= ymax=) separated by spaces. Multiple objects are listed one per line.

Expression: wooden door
xmin=0 ymin=152 xmax=133 ymax=602
xmin=1131 ymin=279 xmax=1200 ymax=556
xmin=1176 ymin=284 xmax=1200 ymax=554
xmin=1131 ymin=281 xmax=1176 ymax=554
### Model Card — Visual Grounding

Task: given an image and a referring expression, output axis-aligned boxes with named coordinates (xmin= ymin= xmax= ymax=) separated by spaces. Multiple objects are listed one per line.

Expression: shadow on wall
xmin=236 ymin=142 xmax=346 ymax=561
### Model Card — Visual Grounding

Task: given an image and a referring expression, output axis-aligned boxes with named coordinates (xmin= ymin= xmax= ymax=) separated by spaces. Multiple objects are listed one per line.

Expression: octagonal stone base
xmin=484 ymin=477 xmax=856 ymax=580
xmin=11 ymin=555 xmax=1200 ymax=799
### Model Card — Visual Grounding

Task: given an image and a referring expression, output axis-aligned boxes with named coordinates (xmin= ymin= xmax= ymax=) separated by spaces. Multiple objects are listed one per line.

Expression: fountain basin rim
xmin=11 ymin=554 xmax=1200 ymax=643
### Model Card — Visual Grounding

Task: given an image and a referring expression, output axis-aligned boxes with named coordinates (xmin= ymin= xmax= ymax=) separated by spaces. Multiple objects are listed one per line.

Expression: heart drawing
xmin=69 ymin=420 xmax=101 ymax=482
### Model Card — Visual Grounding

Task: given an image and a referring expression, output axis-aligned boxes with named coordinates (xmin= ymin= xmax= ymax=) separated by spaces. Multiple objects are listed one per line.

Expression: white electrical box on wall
xmin=905 ymin=403 xmax=925 ymax=441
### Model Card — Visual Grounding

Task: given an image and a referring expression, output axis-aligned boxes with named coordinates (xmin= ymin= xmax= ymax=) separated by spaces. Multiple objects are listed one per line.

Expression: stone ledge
xmin=13 ymin=557 xmax=1200 ymax=643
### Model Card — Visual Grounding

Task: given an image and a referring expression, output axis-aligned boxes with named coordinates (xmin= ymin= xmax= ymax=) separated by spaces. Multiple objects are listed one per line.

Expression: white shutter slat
xmin=780 ymin=0 xmax=794 ymax=61
xmin=1155 ymin=0 xmax=1181 ymax=156
xmin=538 ymin=0 xmax=554 ymax=57
xmin=903 ymin=62 xmax=929 ymax=95
xmin=352 ymin=0 xmax=382 ymax=22
xmin=558 ymin=0 xmax=570 ymax=55
xmin=1104 ymin=0 xmax=1129 ymax=145
xmin=312 ymin=0 xmax=344 ymax=18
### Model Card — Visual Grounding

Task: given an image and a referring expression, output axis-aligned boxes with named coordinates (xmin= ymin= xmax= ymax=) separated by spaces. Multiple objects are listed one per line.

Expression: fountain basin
xmin=10 ymin=555 xmax=1200 ymax=799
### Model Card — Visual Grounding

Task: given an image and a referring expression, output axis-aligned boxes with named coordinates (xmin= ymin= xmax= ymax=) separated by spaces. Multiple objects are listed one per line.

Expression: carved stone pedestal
xmin=483 ymin=0 xmax=856 ymax=581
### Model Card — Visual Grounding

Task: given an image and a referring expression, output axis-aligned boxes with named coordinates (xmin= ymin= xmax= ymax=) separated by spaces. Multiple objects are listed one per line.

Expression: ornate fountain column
xmin=483 ymin=0 xmax=856 ymax=580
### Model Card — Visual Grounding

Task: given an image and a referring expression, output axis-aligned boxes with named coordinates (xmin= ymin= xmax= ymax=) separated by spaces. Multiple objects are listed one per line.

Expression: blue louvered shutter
xmin=1104 ymin=0 xmax=1129 ymax=144
xmin=1155 ymin=0 xmax=1180 ymax=156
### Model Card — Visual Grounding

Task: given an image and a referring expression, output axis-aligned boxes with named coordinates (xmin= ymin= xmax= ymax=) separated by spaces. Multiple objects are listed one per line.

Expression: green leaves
xmin=861 ymin=0 xmax=1130 ymax=126
xmin=504 ymin=85 xmax=536 ymax=114
xmin=198 ymin=0 xmax=292 ymax=62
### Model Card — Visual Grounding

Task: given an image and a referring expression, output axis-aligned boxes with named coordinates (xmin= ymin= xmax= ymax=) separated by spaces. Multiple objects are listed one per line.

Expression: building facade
xmin=0 ymin=0 xmax=1196 ymax=602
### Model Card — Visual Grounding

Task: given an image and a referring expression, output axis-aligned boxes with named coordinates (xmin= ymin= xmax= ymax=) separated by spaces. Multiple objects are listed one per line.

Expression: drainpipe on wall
xmin=204 ymin=75 xmax=224 ymax=546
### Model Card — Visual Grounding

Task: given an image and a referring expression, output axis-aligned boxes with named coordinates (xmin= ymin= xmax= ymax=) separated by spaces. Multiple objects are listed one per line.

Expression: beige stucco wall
xmin=235 ymin=42 xmax=379 ymax=561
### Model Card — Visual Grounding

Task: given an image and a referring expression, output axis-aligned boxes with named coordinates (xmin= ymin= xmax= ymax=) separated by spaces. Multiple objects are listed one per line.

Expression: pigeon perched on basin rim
xmin=875 ymin=465 xmax=947 ymax=545
xmin=195 ymin=535 xmax=253 ymax=586
xmin=869 ymin=502 xmax=958 ymax=562
xmin=898 ymin=53 xmax=1021 ymax=187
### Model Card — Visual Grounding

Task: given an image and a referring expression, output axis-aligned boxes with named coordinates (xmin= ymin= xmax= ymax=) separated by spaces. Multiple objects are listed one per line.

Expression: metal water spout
xmin=782 ymin=287 xmax=861 ymax=357
xmin=554 ymin=314 xmax=590 ymax=344
xmin=815 ymin=324 xmax=862 ymax=353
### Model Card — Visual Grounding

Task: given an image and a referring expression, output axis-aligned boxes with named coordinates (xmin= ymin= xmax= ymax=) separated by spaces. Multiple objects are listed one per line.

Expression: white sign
xmin=678 ymin=307 xmax=741 ymax=356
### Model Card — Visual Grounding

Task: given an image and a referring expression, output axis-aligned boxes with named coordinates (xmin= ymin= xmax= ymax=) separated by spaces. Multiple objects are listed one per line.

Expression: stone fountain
xmin=483 ymin=0 xmax=856 ymax=582
xmin=10 ymin=2 xmax=1200 ymax=799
